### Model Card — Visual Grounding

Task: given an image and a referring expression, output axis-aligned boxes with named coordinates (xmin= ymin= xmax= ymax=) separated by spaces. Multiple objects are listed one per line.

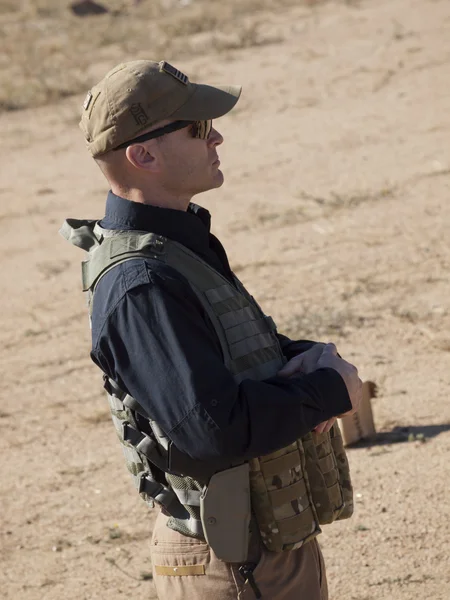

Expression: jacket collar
xmin=100 ymin=191 xmax=212 ymax=258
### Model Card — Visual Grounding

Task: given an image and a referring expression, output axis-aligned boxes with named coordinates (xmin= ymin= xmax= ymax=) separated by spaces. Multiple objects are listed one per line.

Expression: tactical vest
xmin=61 ymin=218 xmax=353 ymax=559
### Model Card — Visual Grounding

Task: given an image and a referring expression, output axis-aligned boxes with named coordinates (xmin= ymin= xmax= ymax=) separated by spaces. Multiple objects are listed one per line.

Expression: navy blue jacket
xmin=90 ymin=192 xmax=351 ymax=467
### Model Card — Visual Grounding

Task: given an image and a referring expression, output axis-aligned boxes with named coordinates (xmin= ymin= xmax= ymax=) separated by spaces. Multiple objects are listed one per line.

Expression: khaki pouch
xmin=249 ymin=442 xmax=320 ymax=553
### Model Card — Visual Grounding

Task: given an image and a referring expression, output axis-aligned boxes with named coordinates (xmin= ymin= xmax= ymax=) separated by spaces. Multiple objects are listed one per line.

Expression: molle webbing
xmin=105 ymin=378 xmax=205 ymax=539
xmin=248 ymin=442 xmax=321 ymax=552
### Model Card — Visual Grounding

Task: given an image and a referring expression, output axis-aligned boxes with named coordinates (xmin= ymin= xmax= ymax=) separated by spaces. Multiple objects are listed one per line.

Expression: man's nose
xmin=208 ymin=127 xmax=224 ymax=146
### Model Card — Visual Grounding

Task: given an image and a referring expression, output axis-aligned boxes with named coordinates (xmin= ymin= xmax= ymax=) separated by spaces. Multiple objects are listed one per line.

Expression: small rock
xmin=109 ymin=527 xmax=122 ymax=540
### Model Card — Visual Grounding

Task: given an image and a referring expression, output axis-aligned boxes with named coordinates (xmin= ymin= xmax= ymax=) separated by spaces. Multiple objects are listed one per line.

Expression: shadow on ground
xmin=349 ymin=424 xmax=450 ymax=448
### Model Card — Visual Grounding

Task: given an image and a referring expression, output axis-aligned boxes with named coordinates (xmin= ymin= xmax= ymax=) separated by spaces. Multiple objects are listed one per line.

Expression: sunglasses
xmin=114 ymin=119 xmax=213 ymax=151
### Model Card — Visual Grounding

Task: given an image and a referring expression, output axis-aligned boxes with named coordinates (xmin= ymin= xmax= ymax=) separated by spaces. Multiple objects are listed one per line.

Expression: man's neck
xmin=110 ymin=183 xmax=191 ymax=212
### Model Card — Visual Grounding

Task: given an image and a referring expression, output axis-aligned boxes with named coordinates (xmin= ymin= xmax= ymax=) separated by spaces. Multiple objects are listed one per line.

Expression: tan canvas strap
xmin=313 ymin=438 xmax=331 ymax=458
xmin=269 ymin=479 xmax=308 ymax=508
xmin=277 ymin=511 xmax=317 ymax=536
xmin=324 ymin=480 xmax=344 ymax=501
xmin=319 ymin=453 xmax=336 ymax=475
xmin=323 ymin=469 xmax=340 ymax=489
xmin=259 ymin=450 xmax=301 ymax=479
xmin=154 ymin=565 xmax=206 ymax=577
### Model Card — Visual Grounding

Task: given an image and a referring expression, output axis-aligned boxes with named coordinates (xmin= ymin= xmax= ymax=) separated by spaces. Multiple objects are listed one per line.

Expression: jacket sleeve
xmin=92 ymin=261 xmax=351 ymax=466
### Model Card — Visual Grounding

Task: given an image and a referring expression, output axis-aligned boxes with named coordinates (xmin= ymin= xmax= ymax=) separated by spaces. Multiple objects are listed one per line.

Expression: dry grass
xmin=0 ymin=0 xmax=331 ymax=111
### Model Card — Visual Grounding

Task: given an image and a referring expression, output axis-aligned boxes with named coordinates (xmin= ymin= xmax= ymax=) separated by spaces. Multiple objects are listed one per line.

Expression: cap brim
xmin=170 ymin=83 xmax=242 ymax=121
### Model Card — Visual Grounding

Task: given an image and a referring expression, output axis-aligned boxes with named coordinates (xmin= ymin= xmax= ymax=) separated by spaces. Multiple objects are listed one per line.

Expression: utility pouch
xmin=302 ymin=430 xmax=344 ymax=524
xmin=329 ymin=423 xmax=354 ymax=519
xmin=200 ymin=463 xmax=251 ymax=563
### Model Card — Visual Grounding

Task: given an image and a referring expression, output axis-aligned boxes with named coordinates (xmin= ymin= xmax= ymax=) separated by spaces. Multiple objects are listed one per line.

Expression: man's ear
xmin=125 ymin=143 xmax=158 ymax=171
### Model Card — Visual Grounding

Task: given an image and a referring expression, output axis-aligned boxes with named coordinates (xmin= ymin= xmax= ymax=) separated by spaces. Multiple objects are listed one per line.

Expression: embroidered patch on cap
xmin=159 ymin=61 xmax=189 ymax=85
xmin=130 ymin=103 xmax=149 ymax=126
xmin=83 ymin=91 xmax=93 ymax=110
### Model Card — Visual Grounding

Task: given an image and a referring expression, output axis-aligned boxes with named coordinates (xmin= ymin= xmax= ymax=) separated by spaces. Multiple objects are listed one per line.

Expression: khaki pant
xmin=151 ymin=511 xmax=328 ymax=600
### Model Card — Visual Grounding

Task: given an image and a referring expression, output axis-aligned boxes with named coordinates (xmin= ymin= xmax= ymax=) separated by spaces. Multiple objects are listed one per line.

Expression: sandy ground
xmin=1 ymin=0 xmax=450 ymax=598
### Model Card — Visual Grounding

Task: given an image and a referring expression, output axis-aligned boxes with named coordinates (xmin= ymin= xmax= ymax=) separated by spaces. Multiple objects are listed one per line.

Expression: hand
xmin=313 ymin=417 xmax=337 ymax=434
xmin=316 ymin=343 xmax=362 ymax=416
xmin=277 ymin=343 xmax=326 ymax=378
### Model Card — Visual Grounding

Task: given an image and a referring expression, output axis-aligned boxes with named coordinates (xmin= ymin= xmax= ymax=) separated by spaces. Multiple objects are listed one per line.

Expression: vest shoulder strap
xmin=82 ymin=232 xmax=167 ymax=292
xmin=59 ymin=218 xmax=100 ymax=251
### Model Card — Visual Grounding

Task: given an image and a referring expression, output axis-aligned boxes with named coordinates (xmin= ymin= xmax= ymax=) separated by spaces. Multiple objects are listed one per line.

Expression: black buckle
xmin=122 ymin=421 xmax=137 ymax=444
xmin=138 ymin=472 xmax=163 ymax=497
xmin=138 ymin=472 xmax=149 ymax=494
xmin=103 ymin=375 xmax=126 ymax=400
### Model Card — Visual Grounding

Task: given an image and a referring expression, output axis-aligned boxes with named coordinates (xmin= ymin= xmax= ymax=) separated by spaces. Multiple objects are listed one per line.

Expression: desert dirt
xmin=1 ymin=0 xmax=450 ymax=598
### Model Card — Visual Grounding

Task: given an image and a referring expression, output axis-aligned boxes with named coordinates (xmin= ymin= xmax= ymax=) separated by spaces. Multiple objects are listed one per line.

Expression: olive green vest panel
xmin=60 ymin=220 xmax=353 ymax=553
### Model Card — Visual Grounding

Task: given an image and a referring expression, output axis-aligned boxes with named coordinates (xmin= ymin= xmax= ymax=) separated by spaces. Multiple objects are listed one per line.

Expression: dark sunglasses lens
xmin=193 ymin=120 xmax=212 ymax=139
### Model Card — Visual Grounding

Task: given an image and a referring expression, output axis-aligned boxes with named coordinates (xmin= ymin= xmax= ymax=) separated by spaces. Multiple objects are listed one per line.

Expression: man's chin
xmin=213 ymin=169 xmax=224 ymax=188
xmin=193 ymin=172 xmax=224 ymax=197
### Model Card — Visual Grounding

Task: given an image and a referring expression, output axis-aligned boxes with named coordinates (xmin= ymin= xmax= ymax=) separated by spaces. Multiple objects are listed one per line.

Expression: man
xmin=63 ymin=60 xmax=362 ymax=599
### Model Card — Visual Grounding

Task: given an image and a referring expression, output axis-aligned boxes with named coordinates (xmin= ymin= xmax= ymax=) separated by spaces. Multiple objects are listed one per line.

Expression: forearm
xmin=164 ymin=367 xmax=350 ymax=465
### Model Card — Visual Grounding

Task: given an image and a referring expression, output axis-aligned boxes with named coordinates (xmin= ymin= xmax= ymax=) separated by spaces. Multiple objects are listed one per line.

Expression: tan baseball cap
xmin=80 ymin=60 xmax=242 ymax=157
